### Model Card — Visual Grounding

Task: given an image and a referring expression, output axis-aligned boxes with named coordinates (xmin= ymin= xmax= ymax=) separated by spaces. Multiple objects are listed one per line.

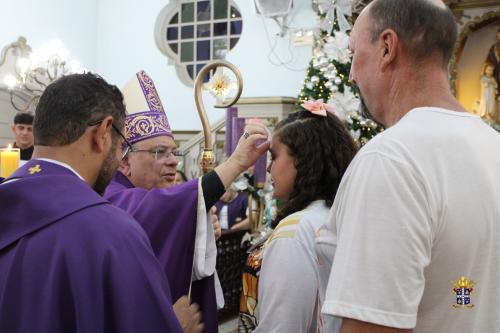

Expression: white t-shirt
xmin=255 ymin=201 xmax=342 ymax=333
xmin=320 ymin=107 xmax=500 ymax=332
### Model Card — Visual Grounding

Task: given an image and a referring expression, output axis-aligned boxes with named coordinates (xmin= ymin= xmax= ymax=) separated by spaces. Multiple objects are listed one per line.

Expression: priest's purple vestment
xmin=104 ymin=171 xmax=219 ymax=333
xmin=0 ymin=160 xmax=183 ymax=333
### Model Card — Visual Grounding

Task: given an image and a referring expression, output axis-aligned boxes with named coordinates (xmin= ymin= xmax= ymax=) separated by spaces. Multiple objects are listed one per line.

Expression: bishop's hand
xmin=215 ymin=122 xmax=270 ymax=190
xmin=230 ymin=122 xmax=270 ymax=172
xmin=173 ymin=296 xmax=204 ymax=333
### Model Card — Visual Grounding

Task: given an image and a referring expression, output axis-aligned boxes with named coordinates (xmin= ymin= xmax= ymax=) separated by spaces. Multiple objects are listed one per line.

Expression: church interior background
xmin=0 ymin=0 xmax=499 ymax=331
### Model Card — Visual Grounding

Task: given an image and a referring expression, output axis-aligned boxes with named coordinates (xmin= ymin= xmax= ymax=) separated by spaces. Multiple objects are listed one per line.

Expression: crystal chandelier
xmin=1 ymin=37 xmax=84 ymax=112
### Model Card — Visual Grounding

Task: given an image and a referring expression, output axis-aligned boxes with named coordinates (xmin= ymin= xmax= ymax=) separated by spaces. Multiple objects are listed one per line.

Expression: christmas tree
xmin=297 ymin=0 xmax=383 ymax=146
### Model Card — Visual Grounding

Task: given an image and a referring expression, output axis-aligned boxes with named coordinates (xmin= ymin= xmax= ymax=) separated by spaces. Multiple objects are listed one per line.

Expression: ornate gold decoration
xmin=137 ymin=70 xmax=165 ymax=114
xmin=449 ymin=9 xmax=500 ymax=96
xmin=193 ymin=60 xmax=243 ymax=174
xmin=124 ymin=113 xmax=171 ymax=142
xmin=446 ymin=0 xmax=500 ymax=11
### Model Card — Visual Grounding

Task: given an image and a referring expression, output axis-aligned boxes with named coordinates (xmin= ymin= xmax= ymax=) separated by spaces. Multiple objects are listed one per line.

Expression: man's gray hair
xmin=369 ymin=0 xmax=457 ymax=66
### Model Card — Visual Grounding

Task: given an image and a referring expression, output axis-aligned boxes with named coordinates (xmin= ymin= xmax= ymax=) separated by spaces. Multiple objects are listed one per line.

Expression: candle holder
xmin=0 ymin=147 xmax=20 ymax=178
xmin=248 ymin=184 xmax=265 ymax=234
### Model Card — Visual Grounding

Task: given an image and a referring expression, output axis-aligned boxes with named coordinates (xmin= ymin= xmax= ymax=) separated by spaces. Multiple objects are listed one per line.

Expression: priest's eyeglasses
xmin=127 ymin=146 xmax=183 ymax=161
xmin=87 ymin=119 xmax=133 ymax=160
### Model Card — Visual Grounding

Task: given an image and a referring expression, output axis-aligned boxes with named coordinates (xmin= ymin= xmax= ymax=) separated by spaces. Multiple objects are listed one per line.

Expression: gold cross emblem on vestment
xmin=28 ymin=164 xmax=42 ymax=174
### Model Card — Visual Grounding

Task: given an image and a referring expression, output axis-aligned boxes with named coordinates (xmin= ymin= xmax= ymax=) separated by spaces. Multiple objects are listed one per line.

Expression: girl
xmin=253 ymin=102 xmax=357 ymax=332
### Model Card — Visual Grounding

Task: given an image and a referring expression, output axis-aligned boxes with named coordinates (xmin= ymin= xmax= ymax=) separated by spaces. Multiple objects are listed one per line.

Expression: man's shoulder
xmin=358 ymin=108 xmax=478 ymax=157
xmin=355 ymin=127 xmax=398 ymax=157
xmin=61 ymin=202 xmax=147 ymax=242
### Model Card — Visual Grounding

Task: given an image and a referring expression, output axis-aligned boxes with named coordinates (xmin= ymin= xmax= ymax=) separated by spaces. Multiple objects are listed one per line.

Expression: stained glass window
xmin=181 ymin=3 xmax=194 ymax=23
xmin=161 ymin=0 xmax=243 ymax=85
xmin=197 ymin=1 xmax=210 ymax=21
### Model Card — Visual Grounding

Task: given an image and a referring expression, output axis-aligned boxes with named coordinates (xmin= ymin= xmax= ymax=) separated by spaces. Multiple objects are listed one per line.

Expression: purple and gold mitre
xmin=122 ymin=70 xmax=172 ymax=144
xmin=124 ymin=111 xmax=171 ymax=144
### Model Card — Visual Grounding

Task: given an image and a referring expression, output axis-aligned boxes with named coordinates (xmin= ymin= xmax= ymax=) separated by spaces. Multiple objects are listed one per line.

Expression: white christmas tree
xmin=297 ymin=0 xmax=382 ymax=145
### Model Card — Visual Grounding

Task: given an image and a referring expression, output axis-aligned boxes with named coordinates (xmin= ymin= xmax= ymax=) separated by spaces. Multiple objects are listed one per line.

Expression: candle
xmin=0 ymin=145 xmax=20 ymax=178
xmin=225 ymin=107 xmax=237 ymax=157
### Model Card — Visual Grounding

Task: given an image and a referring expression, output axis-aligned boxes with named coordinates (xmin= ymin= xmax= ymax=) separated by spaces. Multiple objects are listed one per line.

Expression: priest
xmin=104 ymin=70 xmax=269 ymax=332
xmin=0 ymin=73 xmax=202 ymax=333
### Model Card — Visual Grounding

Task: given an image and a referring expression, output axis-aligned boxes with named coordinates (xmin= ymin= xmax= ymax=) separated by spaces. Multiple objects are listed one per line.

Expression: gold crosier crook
xmin=188 ymin=61 xmax=243 ymax=301
xmin=193 ymin=60 xmax=243 ymax=175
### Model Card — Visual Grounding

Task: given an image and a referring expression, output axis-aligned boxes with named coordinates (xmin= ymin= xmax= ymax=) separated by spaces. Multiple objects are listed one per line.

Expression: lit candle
xmin=0 ymin=144 xmax=20 ymax=178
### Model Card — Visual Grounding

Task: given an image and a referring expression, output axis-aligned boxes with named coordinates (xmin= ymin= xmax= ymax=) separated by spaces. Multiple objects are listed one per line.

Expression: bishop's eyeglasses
xmin=126 ymin=146 xmax=183 ymax=161
xmin=87 ymin=119 xmax=183 ymax=161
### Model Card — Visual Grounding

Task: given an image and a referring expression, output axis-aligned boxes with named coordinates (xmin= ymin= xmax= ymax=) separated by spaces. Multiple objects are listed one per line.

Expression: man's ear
xmin=91 ymin=116 xmax=113 ymax=154
xmin=118 ymin=156 xmax=131 ymax=176
xmin=11 ymin=125 xmax=16 ymax=135
xmin=379 ymin=29 xmax=398 ymax=72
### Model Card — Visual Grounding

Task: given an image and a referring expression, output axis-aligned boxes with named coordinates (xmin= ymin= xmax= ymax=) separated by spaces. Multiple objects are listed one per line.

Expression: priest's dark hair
xmin=368 ymin=0 xmax=457 ymax=67
xmin=34 ymin=73 xmax=126 ymax=146
xmin=271 ymin=110 xmax=357 ymax=228
xmin=13 ymin=112 xmax=34 ymax=125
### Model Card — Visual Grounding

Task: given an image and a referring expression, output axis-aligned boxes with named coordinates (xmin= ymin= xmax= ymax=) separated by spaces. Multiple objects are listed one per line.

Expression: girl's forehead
xmin=270 ymin=134 xmax=280 ymax=147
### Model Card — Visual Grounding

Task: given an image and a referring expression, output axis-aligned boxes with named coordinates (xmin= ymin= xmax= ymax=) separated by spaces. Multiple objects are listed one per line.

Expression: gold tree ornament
xmin=194 ymin=60 xmax=243 ymax=174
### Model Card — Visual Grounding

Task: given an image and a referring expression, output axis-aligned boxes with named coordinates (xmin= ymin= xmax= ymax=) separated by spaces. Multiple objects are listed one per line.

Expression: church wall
xmin=0 ymin=0 xmax=98 ymax=71
xmin=0 ymin=0 xmax=316 ymax=133
xmin=0 ymin=0 xmax=98 ymax=146
xmin=95 ymin=0 xmax=314 ymax=130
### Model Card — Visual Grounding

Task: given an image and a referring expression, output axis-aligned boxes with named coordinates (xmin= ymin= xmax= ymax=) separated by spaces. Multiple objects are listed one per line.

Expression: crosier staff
xmin=194 ymin=60 xmax=243 ymax=174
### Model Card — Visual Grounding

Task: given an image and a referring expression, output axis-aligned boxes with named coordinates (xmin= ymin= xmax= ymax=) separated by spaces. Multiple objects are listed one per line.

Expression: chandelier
xmin=1 ymin=37 xmax=84 ymax=112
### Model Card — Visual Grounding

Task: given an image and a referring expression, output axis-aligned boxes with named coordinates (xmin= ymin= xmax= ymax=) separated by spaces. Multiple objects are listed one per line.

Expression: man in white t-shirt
xmin=319 ymin=0 xmax=500 ymax=332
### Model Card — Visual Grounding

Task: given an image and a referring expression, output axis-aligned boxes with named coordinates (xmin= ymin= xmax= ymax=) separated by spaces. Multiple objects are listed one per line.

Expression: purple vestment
xmin=104 ymin=171 xmax=219 ymax=333
xmin=0 ymin=160 xmax=183 ymax=333
xmin=215 ymin=192 xmax=248 ymax=229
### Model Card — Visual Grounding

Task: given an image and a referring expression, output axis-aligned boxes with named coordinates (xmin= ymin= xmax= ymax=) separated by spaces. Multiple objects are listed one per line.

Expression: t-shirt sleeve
xmin=323 ymin=151 xmax=432 ymax=329
xmin=255 ymin=237 xmax=318 ymax=333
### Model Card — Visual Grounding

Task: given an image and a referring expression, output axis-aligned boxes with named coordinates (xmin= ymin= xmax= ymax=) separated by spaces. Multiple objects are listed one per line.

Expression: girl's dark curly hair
xmin=272 ymin=110 xmax=357 ymax=227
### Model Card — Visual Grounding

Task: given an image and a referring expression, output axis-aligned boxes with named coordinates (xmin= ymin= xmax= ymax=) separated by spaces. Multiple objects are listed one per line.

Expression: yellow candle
xmin=0 ymin=145 xmax=20 ymax=178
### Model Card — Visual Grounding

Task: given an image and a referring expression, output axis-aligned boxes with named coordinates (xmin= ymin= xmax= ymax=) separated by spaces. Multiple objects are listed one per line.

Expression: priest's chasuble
xmin=0 ymin=160 xmax=183 ymax=333
xmin=104 ymin=171 xmax=220 ymax=333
